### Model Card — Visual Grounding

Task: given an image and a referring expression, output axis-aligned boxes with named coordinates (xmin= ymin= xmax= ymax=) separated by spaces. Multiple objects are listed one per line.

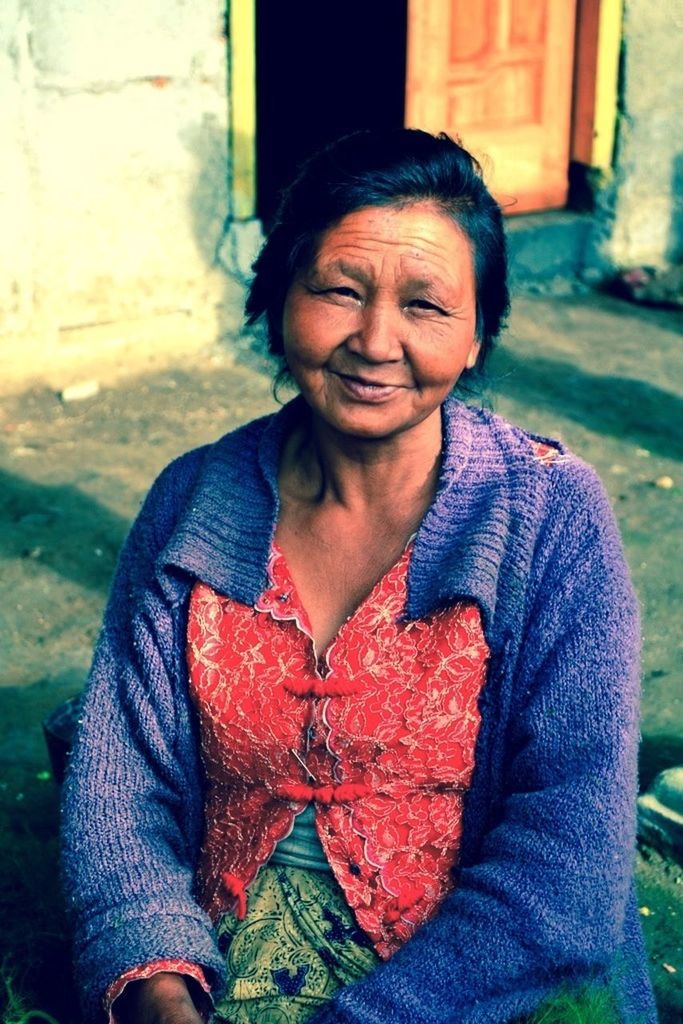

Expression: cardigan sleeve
xmin=309 ymin=458 xmax=649 ymax=1024
xmin=60 ymin=456 xmax=226 ymax=1023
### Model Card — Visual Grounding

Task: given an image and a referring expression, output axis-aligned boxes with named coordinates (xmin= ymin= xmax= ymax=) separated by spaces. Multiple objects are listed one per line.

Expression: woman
xmin=61 ymin=129 xmax=657 ymax=1024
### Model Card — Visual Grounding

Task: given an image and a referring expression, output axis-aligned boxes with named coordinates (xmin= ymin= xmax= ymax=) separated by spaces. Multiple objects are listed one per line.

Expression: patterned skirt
xmin=211 ymin=866 xmax=618 ymax=1024
xmin=212 ymin=864 xmax=380 ymax=1024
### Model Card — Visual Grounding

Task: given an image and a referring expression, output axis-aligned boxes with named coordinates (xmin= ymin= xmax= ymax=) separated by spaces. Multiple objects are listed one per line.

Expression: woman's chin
xmin=309 ymin=397 xmax=443 ymax=446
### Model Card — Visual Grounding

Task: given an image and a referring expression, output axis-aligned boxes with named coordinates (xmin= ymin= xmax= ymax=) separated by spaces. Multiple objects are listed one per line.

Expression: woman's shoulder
xmin=460 ymin=401 xmax=608 ymax=496
xmin=458 ymin=401 xmax=567 ymax=462
xmin=452 ymin=401 xmax=622 ymax=559
xmin=453 ymin=406 xmax=636 ymax=644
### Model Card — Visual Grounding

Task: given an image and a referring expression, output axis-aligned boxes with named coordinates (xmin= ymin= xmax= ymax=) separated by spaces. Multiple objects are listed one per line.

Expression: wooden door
xmin=406 ymin=0 xmax=578 ymax=213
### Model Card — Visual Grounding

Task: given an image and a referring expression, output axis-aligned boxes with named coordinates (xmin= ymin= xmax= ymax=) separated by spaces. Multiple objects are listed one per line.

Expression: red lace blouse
xmin=187 ymin=539 xmax=489 ymax=953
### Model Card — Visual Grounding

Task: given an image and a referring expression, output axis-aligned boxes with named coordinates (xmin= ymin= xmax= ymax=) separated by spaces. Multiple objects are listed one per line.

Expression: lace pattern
xmin=187 ymin=538 xmax=489 ymax=956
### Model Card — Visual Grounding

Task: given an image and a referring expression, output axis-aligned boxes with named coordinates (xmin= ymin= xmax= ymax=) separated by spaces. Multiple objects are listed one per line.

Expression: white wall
xmin=608 ymin=0 xmax=683 ymax=268
xmin=1 ymin=0 xmax=232 ymax=390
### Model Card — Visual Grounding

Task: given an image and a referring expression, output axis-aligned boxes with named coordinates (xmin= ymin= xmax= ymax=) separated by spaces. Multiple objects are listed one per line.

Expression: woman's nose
xmin=347 ymin=299 xmax=404 ymax=362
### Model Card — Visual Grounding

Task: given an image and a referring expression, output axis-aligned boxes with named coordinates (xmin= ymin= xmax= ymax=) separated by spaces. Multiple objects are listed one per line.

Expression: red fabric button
xmin=284 ymin=677 xmax=362 ymax=697
xmin=274 ymin=782 xmax=371 ymax=804
xmin=221 ymin=872 xmax=248 ymax=920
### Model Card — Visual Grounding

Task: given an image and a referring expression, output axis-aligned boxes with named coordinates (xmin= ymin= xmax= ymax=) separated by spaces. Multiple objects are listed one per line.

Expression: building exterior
xmin=1 ymin=1 xmax=681 ymax=391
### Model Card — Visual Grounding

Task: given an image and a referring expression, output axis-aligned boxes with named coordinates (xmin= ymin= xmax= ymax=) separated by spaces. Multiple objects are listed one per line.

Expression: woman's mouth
xmin=331 ymin=372 xmax=406 ymax=402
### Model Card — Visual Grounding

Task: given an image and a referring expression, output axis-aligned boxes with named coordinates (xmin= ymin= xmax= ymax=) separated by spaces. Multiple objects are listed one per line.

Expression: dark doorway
xmin=255 ymin=1 xmax=408 ymax=226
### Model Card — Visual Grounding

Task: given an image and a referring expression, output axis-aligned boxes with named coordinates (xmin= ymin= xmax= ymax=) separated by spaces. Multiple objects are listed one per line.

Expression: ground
xmin=0 ymin=291 xmax=681 ymax=1023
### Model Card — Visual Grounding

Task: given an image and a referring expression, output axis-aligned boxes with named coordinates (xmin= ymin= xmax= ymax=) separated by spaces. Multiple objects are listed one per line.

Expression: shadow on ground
xmin=0 ymin=468 xmax=126 ymax=595
xmin=491 ymin=350 xmax=683 ymax=460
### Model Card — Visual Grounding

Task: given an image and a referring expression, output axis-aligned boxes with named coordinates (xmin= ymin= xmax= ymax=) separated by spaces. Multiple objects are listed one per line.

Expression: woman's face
xmin=281 ymin=201 xmax=479 ymax=443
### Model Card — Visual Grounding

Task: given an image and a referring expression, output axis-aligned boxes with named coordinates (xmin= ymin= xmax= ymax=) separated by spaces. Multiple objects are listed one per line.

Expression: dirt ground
xmin=0 ymin=290 xmax=681 ymax=1023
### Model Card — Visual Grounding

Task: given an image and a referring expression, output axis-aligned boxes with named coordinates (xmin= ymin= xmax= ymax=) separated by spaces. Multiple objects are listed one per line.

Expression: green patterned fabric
xmin=213 ymin=865 xmax=380 ymax=1024
xmin=212 ymin=864 xmax=619 ymax=1024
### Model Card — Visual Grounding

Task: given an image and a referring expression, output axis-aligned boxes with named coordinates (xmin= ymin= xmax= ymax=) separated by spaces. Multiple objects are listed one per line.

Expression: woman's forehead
xmin=310 ymin=202 xmax=473 ymax=280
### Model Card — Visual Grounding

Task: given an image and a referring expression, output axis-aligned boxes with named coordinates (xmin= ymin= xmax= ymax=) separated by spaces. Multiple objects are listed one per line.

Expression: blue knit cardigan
xmin=61 ymin=397 xmax=657 ymax=1024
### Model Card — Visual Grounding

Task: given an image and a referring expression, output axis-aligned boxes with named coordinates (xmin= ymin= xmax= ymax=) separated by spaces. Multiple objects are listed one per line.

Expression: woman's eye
xmin=409 ymin=298 xmax=446 ymax=314
xmin=310 ymin=284 xmax=360 ymax=301
xmin=329 ymin=286 xmax=360 ymax=299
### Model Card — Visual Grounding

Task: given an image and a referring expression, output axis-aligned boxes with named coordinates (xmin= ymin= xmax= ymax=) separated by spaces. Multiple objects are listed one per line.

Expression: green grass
xmin=1 ymin=961 xmax=60 ymax=1024
xmin=527 ymin=984 xmax=618 ymax=1024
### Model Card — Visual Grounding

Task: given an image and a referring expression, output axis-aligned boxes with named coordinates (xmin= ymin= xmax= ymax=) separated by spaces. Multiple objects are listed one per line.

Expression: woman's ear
xmin=466 ymin=340 xmax=481 ymax=370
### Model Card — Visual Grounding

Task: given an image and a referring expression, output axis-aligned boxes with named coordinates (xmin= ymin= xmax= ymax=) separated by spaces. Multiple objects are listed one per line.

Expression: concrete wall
xmin=607 ymin=0 xmax=683 ymax=268
xmin=1 ymin=0 xmax=232 ymax=391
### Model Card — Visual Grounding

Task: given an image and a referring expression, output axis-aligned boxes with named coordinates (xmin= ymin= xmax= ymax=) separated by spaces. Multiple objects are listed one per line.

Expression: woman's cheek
xmin=285 ymin=300 xmax=345 ymax=360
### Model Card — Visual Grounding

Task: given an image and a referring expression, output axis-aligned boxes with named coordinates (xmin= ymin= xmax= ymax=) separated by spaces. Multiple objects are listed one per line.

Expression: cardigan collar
xmin=159 ymin=395 xmax=542 ymax=638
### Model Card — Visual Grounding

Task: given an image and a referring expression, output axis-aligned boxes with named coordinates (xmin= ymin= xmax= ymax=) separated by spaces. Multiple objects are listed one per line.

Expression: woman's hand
xmin=115 ymin=973 xmax=206 ymax=1024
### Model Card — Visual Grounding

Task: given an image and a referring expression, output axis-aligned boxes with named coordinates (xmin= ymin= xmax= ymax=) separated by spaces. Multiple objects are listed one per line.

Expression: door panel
xmin=406 ymin=0 xmax=577 ymax=213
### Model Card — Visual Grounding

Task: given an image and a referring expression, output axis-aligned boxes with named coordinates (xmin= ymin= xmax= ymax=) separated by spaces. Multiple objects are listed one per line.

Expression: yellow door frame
xmin=572 ymin=0 xmax=624 ymax=173
xmin=228 ymin=0 xmax=257 ymax=220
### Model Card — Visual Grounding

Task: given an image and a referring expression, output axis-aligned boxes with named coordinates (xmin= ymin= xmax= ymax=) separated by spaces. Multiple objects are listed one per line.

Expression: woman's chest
xmin=186 ymin=545 xmax=490 ymax=791
xmin=273 ymin=519 xmax=418 ymax=654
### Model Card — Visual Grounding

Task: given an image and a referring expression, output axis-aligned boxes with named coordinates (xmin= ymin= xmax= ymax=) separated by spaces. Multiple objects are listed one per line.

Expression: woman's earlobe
xmin=466 ymin=343 xmax=480 ymax=370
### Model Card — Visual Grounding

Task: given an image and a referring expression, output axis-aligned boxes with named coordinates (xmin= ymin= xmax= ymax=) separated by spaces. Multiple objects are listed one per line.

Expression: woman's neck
xmin=279 ymin=407 xmax=443 ymax=515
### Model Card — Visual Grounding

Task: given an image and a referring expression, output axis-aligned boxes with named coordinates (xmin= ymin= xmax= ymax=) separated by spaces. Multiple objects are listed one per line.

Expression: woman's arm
xmin=114 ymin=973 xmax=205 ymax=1024
xmin=61 ymin=456 xmax=225 ymax=1023
xmin=309 ymin=459 xmax=651 ymax=1024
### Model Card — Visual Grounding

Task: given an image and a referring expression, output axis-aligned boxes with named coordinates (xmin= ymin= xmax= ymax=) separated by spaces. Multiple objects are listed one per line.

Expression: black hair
xmin=245 ymin=128 xmax=509 ymax=386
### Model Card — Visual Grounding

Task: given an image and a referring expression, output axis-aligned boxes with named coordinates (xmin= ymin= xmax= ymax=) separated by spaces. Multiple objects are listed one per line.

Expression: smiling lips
xmin=331 ymin=370 xmax=410 ymax=401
